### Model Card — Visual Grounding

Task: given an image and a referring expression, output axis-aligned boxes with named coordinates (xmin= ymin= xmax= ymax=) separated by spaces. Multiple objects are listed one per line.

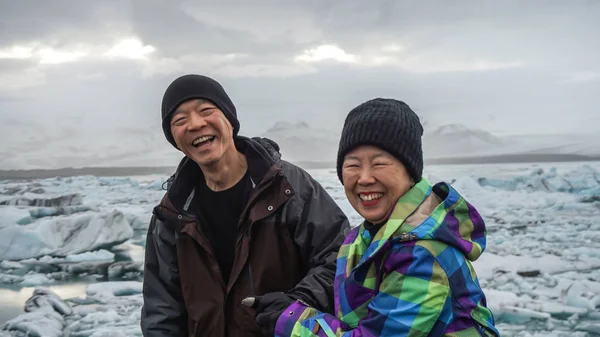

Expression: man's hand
xmin=242 ymin=292 xmax=295 ymax=335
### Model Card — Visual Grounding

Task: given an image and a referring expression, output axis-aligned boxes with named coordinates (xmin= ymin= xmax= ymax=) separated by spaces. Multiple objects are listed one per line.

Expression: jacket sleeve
xmin=275 ymin=245 xmax=451 ymax=337
xmin=140 ymin=215 xmax=189 ymax=337
xmin=286 ymin=170 xmax=351 ymax=314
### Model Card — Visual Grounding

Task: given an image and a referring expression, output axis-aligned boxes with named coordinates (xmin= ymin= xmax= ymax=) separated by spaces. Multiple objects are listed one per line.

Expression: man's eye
xmin=199 ymin=108 xmax=215 ymax=116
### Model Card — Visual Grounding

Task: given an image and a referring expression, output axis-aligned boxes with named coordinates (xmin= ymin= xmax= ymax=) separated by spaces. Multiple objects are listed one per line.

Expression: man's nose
xmin=187 ymin=112 xmax=207 ymax=130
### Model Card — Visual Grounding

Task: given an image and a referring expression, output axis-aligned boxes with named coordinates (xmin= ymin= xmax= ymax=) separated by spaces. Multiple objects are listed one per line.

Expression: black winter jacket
xmin=140 ymin=136 xmax=351 ymax=337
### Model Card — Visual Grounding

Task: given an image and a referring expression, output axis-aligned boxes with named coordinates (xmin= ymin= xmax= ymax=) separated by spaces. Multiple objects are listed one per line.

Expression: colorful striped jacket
xmin=274 ymin=178 xmax=499 ymax=337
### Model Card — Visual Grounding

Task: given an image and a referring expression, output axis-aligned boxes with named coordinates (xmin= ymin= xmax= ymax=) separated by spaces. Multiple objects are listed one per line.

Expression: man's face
xmin=170 ymin=99 xmax=235 ymax=167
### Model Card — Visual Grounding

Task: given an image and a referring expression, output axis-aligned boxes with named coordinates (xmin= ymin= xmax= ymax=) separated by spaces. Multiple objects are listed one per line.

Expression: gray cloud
xmin=0 ymin=0 xmax=132 ymax=45
xmin=0 ymin=0 xmax=598 ymax=169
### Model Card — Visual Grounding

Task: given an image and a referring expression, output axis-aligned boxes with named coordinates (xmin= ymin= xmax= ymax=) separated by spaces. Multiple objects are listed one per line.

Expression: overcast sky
xmin=1 ymin=0 xmax=599 ymax=169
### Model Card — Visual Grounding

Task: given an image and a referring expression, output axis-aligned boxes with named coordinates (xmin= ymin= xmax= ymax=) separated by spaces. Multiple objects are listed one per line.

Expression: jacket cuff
xmin=274 ymin=300 xmax=317 ymax=337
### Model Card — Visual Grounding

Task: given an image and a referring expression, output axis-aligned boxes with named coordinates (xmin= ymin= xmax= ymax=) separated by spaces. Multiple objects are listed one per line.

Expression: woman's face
xmin=342 ymin=145 xmax=413 ymax=224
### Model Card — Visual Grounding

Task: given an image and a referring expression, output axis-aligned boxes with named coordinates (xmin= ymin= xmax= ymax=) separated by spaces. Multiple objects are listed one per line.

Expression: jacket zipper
xmin=222 ymin=173 xmax=278 ymax=329
xmin=159 ymin=205 xmax=229 ymax=291
xmin=166 ymin=168 xmax=283 ymax=334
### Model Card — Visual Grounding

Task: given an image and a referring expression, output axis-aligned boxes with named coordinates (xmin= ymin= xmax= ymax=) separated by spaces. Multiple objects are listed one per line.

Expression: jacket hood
xmin=360 ymin=178 xmax=487 ymax=262
xmin=162 ymin=135 xmax=282 ymax=212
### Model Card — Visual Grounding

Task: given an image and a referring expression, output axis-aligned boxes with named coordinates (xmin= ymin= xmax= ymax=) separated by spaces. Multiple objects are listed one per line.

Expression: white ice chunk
xmin=476 ymin=164 xmax=600 ymax=196
xmin=0 ymin=288 xmax=72 ymax=337
xmin=28 ymin=205 xmax=94 ymax=219
xmin=60 ymin=281 xmax=144 ymax=335
xmin=0 ymin=260 xmax=24 ymax=269
xmin=39 ymin=210 xmax=133 ymax=256
xmin=0 ymin=273 xmax=23 ymax=284
xmin=21 ymin=273 xmax=54 ymax=286
xmin=86 ymin=281 xmax=142 ymax=299
xmin=562 ymin=281 xmax=600 ymax=310
xmin=98 ymin=177 xmax=139 ymax=187
xmin=525 ymin=300 xmax=588 ymax=316
xmin=474 ymin=253 xmax=600 ymax=280
xmin=577 ymin=321 xmax=600 ymax=334
xmin=0 ymin=210 xmax=133 ymax=260
xmin=145 ymin=178 xmax=166 ymax=190
xmin=0 ymin=193 xmax=83 ymax=207
xmin=0 ymin=225 xmax=51 ymax=261
xmin=24 ymin=288 xmax=73 ymax=316
xmin=107 ymin=262 xmax=143 ymax=280
xmin=90 ymin=329 xmax=129 ymax=337
xmin=485 ymin=290 xmax=520 ymax=317
xmin=484 ymin=289 xmax=590 ymax=325
xmin=503 ymin=306 xmax=551 ymax=320
xmin=65 ymin=249 xmax=115 ymax=262
xmin=1 ymin=311 xmax=64 ymax=337
xmin=120 ymin=206 xmax=151 ymax=230
xmin=0 ymin=206 xmax=32 ymax=228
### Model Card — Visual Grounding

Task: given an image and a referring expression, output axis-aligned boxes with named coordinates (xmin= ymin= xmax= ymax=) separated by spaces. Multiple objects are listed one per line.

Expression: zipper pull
xmin=400 ymin=232 xmax=410 ymax=242
xmin=400 ymin=232 xmax=418 ymax=242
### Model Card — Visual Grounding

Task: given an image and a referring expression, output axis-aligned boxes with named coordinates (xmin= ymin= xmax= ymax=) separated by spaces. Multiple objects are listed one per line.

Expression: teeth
xmin=359 ymin=193 xmax=383 ymax=201
xmin=192 ymin=136 xmax=214 ymax=146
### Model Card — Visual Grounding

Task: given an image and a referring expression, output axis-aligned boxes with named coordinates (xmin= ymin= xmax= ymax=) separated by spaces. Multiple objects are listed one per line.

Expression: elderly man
xmin=140 ymin=74 xmax=350 ymax=337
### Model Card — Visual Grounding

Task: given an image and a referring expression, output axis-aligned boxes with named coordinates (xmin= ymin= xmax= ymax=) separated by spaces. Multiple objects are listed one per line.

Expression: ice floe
xmin=1 ymin=163 xmax=599 ymax=336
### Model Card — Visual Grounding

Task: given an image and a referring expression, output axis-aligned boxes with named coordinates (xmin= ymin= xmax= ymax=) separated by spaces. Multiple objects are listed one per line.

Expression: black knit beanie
xmin=336 ymin=98 xmax=424 ymax=183
xmin=161 ymin=74 xmax=240 ymax=149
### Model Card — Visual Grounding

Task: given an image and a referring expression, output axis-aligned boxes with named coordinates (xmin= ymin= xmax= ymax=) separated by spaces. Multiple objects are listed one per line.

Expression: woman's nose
xmin=357 ymin=168 xmax=376 ymax=185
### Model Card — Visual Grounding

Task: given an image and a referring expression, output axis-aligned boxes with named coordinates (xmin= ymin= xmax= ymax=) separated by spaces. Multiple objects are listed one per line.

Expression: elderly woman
xmin=266 ymin=98 xmax=499 ymax=336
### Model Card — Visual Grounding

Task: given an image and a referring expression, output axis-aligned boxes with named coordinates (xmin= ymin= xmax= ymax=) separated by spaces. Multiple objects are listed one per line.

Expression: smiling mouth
xmin=192 ymin=135 xmax=215 ymax=147
xmin=358 ymin=193 xmax=383 ymax=201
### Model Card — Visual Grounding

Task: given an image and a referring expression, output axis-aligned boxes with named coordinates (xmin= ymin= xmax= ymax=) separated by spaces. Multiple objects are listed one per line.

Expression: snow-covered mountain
xmin=260 ymin=120 xmax=508 ymax=163
xmin=0 ymin=122 xmax=182 ymax=170
xmin=3 ymin=117 xmax=598 ymax=171
xmin=423 ymin=124 xmax=505 ymax=158
xmin=505 ymin=134 xmax=600 ymax=157
xmin=261 ymin=120 xmax=600 ymax=165
xmin=424 ymin=124 xmax=600 ymax=159
xmin=260 ymin=121 xmax=339 ymax=163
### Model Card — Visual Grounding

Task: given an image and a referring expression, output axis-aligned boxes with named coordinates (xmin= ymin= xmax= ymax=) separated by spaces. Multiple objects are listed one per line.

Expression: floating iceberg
xmin=0 ymin=194 xmax=83 ymax=207
xmin=21 ymin=273 xmax=54 ymax=287
xmin=0 ymin=182 xmax=46 ymax=196
xmin=0 ymin=210 xmax=133 ymax=261
xmin=0 ymin=249 xmax=143 ymax=285
xmin=0 ymin=206 xmax=32 ymax=228
xmin=478 ymin=165 xmax=600 ymax=196
xmin=1 ymin=163 xmax=599 ymax=336
xmin=0 ymin=282 xmax=143 ymax=336
xmin=0 ymin=288 xmax=72 ymax=337
xmin=28 ymin=205 xmax=95 ymax=219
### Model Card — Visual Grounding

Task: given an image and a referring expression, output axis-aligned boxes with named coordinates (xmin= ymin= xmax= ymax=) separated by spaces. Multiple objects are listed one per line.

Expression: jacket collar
xmin=161 ymin=136 xmax=282 ymax=215
xmin=344 ymin=176 xmax=487 ymax=273
xmin=352 ymin=178 xmax=432 ymax=265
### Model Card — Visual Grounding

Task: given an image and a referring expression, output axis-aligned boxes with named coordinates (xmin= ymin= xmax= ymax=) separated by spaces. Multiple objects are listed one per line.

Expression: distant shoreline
xmin=424 ymin=153 xmax=600 ymax=165
xmin=1 ymin=154 xmax=599 ymax=180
